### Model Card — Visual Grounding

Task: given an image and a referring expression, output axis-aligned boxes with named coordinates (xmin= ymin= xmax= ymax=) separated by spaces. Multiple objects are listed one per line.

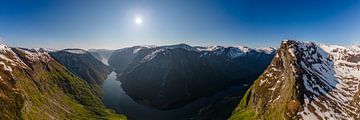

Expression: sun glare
xmin=135 ymin=17 xmax=143 ymax=24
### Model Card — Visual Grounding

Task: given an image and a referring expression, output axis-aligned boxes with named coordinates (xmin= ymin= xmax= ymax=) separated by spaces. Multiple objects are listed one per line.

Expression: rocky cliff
xmin=230 ymin=40 xmax=360 ymax=120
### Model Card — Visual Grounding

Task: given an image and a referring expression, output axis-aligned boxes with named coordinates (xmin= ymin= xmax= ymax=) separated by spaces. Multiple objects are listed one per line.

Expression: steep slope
xmin=88 ymin=49 xmax=114 ymax=65
xmin=108 ymin=45 xmax=154 ymax=74
xmin=0 ymin=45 xmax=125 ymax=120
xmin=230 ymin=40 xmax=360 ymax=120
xmin=109 ymin=44 xmax=275 ymax=110
xmin=49 ymin=49 xmax=112 ymax=97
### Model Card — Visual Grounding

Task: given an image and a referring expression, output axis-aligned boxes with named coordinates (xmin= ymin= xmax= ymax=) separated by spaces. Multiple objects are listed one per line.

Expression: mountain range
xmin=1 ymin=40 xmax=359 ymax=120
xmin=108 ymin=44 xmax=275 ymax=110
xmin=0 ymin=45 xmax=125 ymax=120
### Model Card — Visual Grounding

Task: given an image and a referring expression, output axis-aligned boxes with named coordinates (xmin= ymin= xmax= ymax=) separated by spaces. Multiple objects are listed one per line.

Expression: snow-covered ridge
xmin=0 ymin=44 xmax=56 ymax=76
xmin=18 ymin=48 xmax=53 ymax=62
xmin=120 ymin=43 xmax=275 ymax=53
xmin=142 ymin=49 xmax=166 ymax=62
xmin=0 ymin=44 xmax=18 ymax=73
xmin=280 ymin=40 xmax=360 ymax=119
xmin=199 ymin=45 xmax=275 ymax=59
xmin=254 ymin=40 xmax=360 ymax=119
xmin=132 ymin=45 xmax=155 ymax=54
xmin=0 ymin=45 xmax=26 ymax=67
xmin=137 ymin=43 xmax=276 ymax=62
xmin=255 ymin=47 xmax=276 ymax=54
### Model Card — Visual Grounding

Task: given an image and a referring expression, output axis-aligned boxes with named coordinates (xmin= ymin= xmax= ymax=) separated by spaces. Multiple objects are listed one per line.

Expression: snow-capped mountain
xmin=109 ymin=44 xmax=275 ymax=65
xmin=230 ymin=40 xmax=360 ymax=120
xmin=108 ymin=43 xmax=275 ymax=110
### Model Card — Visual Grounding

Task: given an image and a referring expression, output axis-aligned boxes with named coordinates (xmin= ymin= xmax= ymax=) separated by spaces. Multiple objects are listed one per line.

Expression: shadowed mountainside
xmin=109 ymin=44 xmax=275 ymax=110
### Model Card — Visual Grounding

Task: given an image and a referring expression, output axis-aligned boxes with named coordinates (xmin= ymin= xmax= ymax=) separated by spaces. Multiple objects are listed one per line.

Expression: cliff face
xmin=0 ymin=45 xmax=125 ymax=120
xmin=230 ymin=40 xmax=360 ymax=120
xmin=49 ymin=49 xmax=112 ymax=96
xmin=109 ymin=44 xmax=275 ymax=110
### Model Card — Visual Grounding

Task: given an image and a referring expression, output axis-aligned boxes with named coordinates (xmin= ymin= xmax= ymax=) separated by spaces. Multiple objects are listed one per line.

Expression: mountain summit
xmin=230 ymin=40 xmax=360 ymax=120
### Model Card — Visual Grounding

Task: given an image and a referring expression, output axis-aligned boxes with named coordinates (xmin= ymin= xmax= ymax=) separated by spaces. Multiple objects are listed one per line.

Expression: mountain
xmin=0 ymin=45 xmax=125 ymax=119
xmin=108 ymin=45 xmax=154 ymax=74
xmin=109 ymin=44 xmax=275 ymax=110
xmin=88 ymin=49 xmax=114 ymax=65
xmin=49 ymin=49 xmax=112 ymax=96
xmin=230 ymin=40 xmax=360 ymax=120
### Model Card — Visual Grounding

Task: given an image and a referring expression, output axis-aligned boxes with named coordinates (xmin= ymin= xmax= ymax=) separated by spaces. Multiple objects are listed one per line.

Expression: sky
xmin=0 ymin=0 xmax=359 ymax=49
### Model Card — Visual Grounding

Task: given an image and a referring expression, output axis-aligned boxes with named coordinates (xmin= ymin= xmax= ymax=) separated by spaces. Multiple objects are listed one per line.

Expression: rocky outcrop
xmin=230 ymin=40 xmax=360 ymax=120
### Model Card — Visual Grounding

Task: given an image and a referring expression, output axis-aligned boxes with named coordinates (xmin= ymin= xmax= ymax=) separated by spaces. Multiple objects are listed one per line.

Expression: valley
xmin=0 ymin=40 xmax=359 ymax=120
xmin=2 ymin=1 xmax=357 ymax=119
xmin=108 ymin=44 xmax=275 ymax=110
xmin=102 ymin=72 xmax=247 ymax=120
xmin=0 ymin=45 xmax=125 ymax=120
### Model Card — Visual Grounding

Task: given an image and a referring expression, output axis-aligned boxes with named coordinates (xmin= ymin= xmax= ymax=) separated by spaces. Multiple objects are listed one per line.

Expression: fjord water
xmin=102 ymin=72 xmax=244 ymax=120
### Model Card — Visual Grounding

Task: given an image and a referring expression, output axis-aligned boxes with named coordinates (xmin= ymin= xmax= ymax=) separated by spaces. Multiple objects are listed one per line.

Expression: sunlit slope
xmin=0 ymin=45 xmax=125 ymax=120
xmin=230 ymin=40 xmax=360 ymax=120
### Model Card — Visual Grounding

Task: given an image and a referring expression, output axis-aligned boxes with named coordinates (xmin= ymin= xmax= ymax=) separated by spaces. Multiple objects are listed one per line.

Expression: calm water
xmin=102 ymin=72 xmax=243 ymax=120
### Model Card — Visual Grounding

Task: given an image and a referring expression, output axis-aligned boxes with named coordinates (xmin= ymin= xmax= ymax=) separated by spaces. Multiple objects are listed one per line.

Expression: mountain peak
xmin=230 ymin=40 xmax=360 ymax=120
xmin=16 ymin=48 xmax=53 ymax=62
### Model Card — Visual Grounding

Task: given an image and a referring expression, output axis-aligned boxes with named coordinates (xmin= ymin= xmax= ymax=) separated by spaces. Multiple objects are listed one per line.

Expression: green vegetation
xmin=229 ymin=44 xmax=301 ymax=120
xmin=228 ymin=86 xmax=256 ymax=120
xmin=0 ymin=49 xmax=126 ymax=120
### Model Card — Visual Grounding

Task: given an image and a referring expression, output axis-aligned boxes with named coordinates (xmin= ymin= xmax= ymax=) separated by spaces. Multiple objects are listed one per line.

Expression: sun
xmin=135 ymin=17 xmax=143 ymax=24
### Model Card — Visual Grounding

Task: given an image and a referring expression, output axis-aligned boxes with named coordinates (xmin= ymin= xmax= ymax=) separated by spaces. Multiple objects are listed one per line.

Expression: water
xmin=102 ymin=72 xmax=243 ymax=120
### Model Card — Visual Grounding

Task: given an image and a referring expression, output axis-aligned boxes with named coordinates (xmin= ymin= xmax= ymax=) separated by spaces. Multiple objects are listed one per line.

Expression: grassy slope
xmin=0 ymin=48 xmax=126 ymax=120
xmin=229 ymin=43 xmax=300 ymax=120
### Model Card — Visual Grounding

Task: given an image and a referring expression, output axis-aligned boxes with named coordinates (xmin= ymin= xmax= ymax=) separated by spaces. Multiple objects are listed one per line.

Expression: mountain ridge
xmin=109 ymin=43 xmax=275 ymax=110
xmin=230 ymin=40 xmax=360 ymax=120
xmin=0 ymin=44 xmax=125 ymax=120
xmin=49 ymin=48 xmax=113 ymax=97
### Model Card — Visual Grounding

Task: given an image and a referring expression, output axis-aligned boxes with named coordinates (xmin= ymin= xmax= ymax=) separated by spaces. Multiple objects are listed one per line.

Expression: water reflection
xmin=102 ymin=72 xmax=243 ymax=120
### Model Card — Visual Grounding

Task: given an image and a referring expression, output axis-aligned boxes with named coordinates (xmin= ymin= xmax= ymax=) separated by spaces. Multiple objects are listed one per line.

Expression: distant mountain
xmin=108 ymin=45 xmax=154 ymax=74
xmin=49 ymin=49 xmax=112 ymax=96
xmin=0 ymin=45 xmax=125 ymax=119
xmin=88 ymin=49 xmax=114 ymax=65
xmin=230 ymin=40 xmax=360 ymax=120
xmin=109 ymin=44 xmax=275 ymax=110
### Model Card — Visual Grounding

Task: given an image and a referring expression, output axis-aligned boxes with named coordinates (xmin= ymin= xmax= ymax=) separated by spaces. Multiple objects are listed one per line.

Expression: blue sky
xmin=0 ymin=0 xmax=359 ymax=49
